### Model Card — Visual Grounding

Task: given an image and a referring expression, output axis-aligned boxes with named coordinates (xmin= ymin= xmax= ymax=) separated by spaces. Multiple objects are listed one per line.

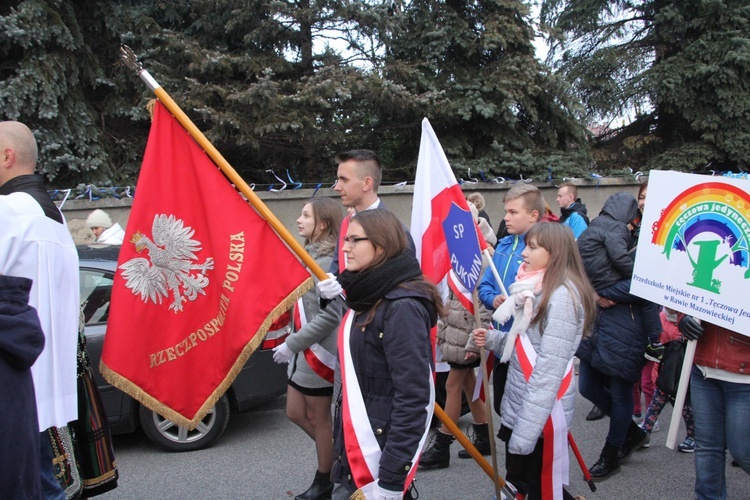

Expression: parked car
xmin=78 ymin=244 xmax=290 ymax=452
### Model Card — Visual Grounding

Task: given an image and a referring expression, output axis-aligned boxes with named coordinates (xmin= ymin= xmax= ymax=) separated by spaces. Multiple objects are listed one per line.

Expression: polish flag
xmin=411 ymin=118 xmax=486 ymax=292
xmin=412 ymin=118 xmax=492 ymax=399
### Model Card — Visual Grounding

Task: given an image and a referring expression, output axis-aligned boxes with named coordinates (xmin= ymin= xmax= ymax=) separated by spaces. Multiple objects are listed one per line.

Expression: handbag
xmin=655 ymin=339 xmax=687 ymax=398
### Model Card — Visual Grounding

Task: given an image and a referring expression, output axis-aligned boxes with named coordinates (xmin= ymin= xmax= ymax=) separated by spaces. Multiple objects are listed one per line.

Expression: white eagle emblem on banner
xmin=120 ymin=214 xmax=215 ymax=312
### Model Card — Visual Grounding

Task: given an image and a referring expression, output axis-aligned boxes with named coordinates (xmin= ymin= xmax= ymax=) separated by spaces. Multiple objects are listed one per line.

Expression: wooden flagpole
xmin=122 ymin=49 xmax=496 ymax=487
xmin=120 ymin=46 xmax=328 ymax=281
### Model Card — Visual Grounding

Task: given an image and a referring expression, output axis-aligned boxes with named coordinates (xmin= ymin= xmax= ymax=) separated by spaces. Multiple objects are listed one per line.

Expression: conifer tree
xmin=0 ymin=0 xmax=148 ymax=185
xmin=541 ymin=0 xmax=750 ymax=172
xmin=2 ymin=0 xmax=596 ymax=186
xmin=382 ymin=0 xmax=592 ymax=181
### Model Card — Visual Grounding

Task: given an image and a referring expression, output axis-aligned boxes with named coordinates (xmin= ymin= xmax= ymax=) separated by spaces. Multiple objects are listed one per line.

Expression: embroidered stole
xmin=338 ymin=309 xmax=433 ymax=497
xmin=514 ymin=334 xmax=573 ymax=500
xmin=293 ymin=298 xmax=335 ymax=383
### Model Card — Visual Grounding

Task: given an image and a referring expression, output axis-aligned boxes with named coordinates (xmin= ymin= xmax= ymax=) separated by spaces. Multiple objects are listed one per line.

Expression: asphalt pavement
xmin=97 ymin=378 xmax=748 ymax=499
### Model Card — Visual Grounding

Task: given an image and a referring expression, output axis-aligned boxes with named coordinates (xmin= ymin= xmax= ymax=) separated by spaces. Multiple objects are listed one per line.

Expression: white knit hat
xmin=86 ymin=209 xmax=113 ymax=229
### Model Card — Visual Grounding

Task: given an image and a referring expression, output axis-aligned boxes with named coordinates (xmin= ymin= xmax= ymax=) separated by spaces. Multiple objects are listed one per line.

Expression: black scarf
xmin=337 ymin=251 xmax=423 ymax=312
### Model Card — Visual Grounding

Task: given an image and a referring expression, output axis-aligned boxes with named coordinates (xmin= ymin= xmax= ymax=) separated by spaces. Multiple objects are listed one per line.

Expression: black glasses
xmin=342 ymin=236 xmax=369 ymax=246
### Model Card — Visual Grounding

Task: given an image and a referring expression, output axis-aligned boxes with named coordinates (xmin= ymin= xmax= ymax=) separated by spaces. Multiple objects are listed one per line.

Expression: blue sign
xmin=442 ymin=203 xmax=483 ymax=292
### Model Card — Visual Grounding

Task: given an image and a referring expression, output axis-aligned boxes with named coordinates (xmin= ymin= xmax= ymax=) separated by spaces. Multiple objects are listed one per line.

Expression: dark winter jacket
xmin=559 ymin=199 xmax=589 ymax=225
xmin=0 ymin=275 xmax=45 ymax=499
xmin=577 ymin=192 xmax=640 ymax=290
xmin=332 ymin=286 xmax=437 ymax=494
xmin=576 ymin=280 xmax=661 ymax=383
xmin=560 ymin=201 xmax=590 ymax=240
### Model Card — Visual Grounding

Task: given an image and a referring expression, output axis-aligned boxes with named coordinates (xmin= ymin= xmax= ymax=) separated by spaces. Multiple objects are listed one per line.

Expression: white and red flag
xmin=411 ymin=118 xmax=473 ymax=289
xmin=411 ymin=118 xmax=494 ymax=402
xmin=101 ymin=101 xmax=312 ymax=428
xmin=410 ymin=118 xmax=489 ymax=307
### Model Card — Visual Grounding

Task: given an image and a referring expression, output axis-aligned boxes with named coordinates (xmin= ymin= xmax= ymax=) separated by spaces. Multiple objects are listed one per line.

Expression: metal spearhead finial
xmin=120 ymin=45 xmax=143 ymax=73
xmin=120 ymin=45 xmax=160 ymax=91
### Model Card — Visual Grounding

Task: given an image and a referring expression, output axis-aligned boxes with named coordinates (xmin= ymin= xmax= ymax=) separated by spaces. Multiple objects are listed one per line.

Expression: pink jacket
xmin=659 ymin=311 xmax=682 ymax=344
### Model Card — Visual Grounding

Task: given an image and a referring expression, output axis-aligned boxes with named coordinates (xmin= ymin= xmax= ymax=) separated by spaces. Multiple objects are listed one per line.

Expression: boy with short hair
xmin=478 ymin=184 xmax=544 ymax=311
xmin=477 ymin=184 xmax=544 ymax=416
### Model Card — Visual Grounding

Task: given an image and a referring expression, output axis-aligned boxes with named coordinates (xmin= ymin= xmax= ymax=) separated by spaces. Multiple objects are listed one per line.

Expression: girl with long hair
xmin=330 ymin=209 xmax=445 ymax=500
xmin=272 ymin=197 xmax=343 ymax=500
xmin=470 ymin=222 xmax=596 ymax=499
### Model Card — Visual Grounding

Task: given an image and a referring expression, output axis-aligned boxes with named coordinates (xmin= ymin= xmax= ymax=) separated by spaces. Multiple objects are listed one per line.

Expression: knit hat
xmin=467 ymin=192 xmax=486 ymax=211
xmin=86 ymin=209 xmax=113 ymax=229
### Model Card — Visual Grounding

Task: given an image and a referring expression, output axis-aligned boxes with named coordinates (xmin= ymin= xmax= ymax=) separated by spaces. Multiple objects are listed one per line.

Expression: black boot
xmin=618 ymin=420 xmax=648 ymax=462
xmin=589 ymin=442 xmax=621 ymax=482
xmin=295 ymin=470 xmax=333 ymax=500
xmin=458 ymin=423 xmax=491 ymax=459
xmin=585 ymin=405 xmax=605 ymax=421
xmin=420 ymin=431 xmax=454 ymax=470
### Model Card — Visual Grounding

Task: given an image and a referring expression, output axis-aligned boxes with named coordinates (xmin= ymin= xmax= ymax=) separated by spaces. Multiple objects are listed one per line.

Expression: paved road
xmin=97 ymin=383 xmax=747 ymax=499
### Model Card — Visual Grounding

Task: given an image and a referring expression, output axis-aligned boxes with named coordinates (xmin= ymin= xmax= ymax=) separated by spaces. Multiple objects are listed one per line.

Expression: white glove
xmin=316 ymin=272 xmax=343 ymax=300
xmin=272 ymin=342 xmax=293 ymax=364
xmin=376 ymin=485 xmax=403 ymax=500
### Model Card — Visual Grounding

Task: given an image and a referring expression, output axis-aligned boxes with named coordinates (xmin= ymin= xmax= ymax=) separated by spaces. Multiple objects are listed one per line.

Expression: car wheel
xmin=139 ymin=394 xmax=230 ymax=452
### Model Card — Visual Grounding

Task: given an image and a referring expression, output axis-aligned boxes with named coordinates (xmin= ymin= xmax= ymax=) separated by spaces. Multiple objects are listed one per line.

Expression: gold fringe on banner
xmin=100 ymin=277 xmax=312 ymax=430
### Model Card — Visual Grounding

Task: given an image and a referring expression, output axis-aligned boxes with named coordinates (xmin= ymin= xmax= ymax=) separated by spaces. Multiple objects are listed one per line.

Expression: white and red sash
xmin=514 ymin=334 xmax=573 ymax=500
xmin=338 ymin=309 xmax=434 ymax=498
xmin=293 ymin=298 xmax=335 ymax=383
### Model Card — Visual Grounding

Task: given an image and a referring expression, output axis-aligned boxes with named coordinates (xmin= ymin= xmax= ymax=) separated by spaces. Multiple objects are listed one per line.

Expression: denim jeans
xmin=578 ymin=359 xmax=634 ymax=447
xmin=691 ymin=366 xmax=750 ymax=500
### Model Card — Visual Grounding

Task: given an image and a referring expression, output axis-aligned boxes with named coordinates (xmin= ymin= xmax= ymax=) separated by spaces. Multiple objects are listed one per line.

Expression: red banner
xmin=101 ymin=102 xmax=311 ymax=428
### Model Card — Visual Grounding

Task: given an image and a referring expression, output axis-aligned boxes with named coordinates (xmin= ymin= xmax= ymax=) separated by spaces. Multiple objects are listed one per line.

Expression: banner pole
xmin=120 ymin=46 xmax=327 ymax=281
xmin=483 ymin=249 xmax=508 ymax=298
xmin=665 ymin=339 xmax=697 ymax=449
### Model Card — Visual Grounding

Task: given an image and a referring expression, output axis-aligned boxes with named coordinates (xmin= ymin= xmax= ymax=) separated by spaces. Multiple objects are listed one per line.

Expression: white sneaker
xmin=637 ymin=422 xmax=649 ymax=448
xmin=652 ymin=420 xmax=660 ymax=433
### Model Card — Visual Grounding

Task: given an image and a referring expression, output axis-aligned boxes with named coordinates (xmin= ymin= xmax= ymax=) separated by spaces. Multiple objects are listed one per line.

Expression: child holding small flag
xmin=469 ymin=223 xmax=596 ymax=500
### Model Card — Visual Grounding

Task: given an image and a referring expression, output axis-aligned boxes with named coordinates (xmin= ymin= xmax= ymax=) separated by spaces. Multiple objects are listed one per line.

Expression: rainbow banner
xmin=631 ymin=170 xmax=750 ymax=336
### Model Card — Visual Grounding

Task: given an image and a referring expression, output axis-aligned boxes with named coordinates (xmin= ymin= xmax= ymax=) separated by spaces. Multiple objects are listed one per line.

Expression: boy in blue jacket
xmin=477 ymin=184 xmax=545 ymax=416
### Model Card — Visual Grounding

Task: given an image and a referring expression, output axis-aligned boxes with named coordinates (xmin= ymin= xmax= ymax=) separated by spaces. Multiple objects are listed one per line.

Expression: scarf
xmin=337 ymin=251 xmax=423 ymax=312
xmin=492 ymin=264 xmax=545 ymax=362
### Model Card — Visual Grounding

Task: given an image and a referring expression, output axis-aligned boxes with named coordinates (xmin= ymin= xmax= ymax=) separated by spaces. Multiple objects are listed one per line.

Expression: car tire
xmin=139 ymin=394 xmax=231 ymax=452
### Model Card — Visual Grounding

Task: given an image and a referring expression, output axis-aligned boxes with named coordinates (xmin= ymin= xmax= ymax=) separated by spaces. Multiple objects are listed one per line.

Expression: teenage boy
xmin=477 ymin=184 xmax=544 ymax=415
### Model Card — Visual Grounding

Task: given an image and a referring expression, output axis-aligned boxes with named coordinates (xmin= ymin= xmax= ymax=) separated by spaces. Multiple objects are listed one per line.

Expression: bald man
xmin=0 ymin=121 xmax=79 ymax=498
